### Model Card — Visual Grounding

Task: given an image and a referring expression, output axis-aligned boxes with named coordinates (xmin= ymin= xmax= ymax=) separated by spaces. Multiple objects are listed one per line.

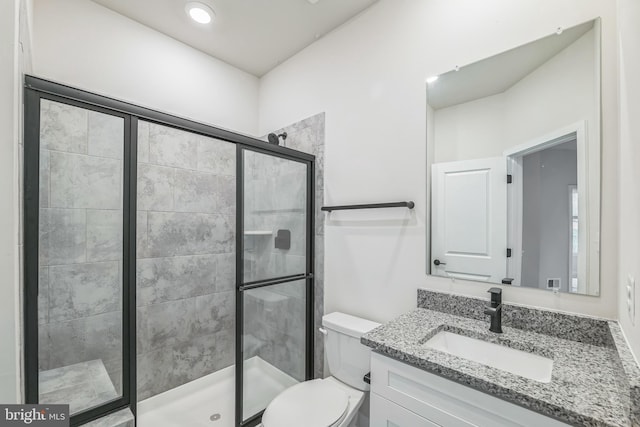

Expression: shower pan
xmin=23 ymin=76 xmax=315 ymax=427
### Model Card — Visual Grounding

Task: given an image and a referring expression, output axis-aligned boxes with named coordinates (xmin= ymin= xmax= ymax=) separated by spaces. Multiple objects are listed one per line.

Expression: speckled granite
xmin=362 ymin=307 xmax=640 ymax=427
xmin=418 ymin=289 xmax=614 ymax=347
xmin=609 ymin=323 xmax=640 ymax=426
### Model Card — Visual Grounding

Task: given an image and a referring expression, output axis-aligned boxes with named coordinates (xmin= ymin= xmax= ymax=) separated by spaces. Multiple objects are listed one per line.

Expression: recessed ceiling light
xmin=185 ymin=2 xmax=215 ymax=25
xmin=426 ymin=75 xmax=439 ymax=84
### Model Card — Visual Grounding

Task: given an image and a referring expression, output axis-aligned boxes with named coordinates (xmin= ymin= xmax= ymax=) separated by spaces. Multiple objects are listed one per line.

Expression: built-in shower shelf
xmin=244 ymin=230 xmax=273 ymax=236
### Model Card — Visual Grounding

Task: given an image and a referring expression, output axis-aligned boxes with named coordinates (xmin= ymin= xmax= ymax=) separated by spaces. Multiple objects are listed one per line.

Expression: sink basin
xmin=423 ymin=331 xmax=553 ymax=383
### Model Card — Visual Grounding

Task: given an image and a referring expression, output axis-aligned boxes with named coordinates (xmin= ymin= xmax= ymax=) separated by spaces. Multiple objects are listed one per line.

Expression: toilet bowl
xmin=261 ymin=312 xmax=380 ymax=427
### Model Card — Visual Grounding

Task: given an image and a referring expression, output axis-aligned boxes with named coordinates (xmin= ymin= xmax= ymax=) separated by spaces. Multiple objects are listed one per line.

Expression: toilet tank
xmin=322 ymin=312 xmax=380 ymax=391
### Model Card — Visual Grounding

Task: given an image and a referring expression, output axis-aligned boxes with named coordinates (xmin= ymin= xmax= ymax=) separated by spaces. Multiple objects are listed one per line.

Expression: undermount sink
xmin=423 ymin=331 xmax=553 ymax=383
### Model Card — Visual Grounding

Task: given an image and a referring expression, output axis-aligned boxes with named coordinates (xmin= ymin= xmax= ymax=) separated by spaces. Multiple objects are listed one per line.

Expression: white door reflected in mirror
xmin=431 ymin=157 xmax=507 ymax=283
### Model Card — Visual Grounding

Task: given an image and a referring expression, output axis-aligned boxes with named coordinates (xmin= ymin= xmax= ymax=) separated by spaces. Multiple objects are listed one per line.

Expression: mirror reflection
xmin=427 ymin=19 xmax=600 ymax=296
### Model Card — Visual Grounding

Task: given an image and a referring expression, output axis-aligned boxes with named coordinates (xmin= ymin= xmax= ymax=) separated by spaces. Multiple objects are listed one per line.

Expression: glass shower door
xmin=24 ymin=92 xmax=136 ymax=425
xmin=236 ymin=147 xmax=314 ymax=426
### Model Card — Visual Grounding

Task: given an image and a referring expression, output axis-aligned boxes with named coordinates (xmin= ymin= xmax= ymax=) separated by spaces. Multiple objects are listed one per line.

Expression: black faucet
xmin=484 ymin=287 xmax=503 ymax=333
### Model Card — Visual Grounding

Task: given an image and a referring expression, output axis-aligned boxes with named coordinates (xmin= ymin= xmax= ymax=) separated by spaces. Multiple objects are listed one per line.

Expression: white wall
xmin=433 ymin=93 xmax=505 ymax=162
xmin=433 ymin=29 xmax=596 ymax=163
xmin=617 ymin=0 xmax=640 ymax=360
xmin=259 ymin=0 xmax=619 ymax=323
xmin=0 ymin=0 xmax=32 ymax=404
xmin=32 ymin=0 xmax=259 ymax=136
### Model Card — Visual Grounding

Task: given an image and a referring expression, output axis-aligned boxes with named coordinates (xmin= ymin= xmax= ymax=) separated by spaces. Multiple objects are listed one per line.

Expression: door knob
xmin=433 ymin=259 xmax=446 ymax=266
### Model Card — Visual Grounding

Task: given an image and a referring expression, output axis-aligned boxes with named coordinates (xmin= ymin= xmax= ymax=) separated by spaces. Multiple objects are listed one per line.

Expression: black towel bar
xmin=321 ymin=201 xmax=415 ymax=212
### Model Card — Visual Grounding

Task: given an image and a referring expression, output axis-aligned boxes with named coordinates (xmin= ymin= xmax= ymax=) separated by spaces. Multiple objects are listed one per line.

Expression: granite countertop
xmin=362 ymin=306 xmax=640 ymax=427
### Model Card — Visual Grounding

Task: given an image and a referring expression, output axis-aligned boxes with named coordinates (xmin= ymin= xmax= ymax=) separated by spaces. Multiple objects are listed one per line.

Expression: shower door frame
xmin=23 ymin=79 xmax=139 ymax=427
xmin=23 ymin=76 xmax=315 ymax=427
xmin=235 ymin=144 xmax=315 ymax=427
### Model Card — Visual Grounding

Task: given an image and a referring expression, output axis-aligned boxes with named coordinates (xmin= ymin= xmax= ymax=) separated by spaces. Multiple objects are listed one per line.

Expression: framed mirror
xmin=426 ymin=19 xmax=601 ymax=296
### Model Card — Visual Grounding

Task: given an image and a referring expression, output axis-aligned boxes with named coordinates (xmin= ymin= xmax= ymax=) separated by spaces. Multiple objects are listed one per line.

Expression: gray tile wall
xmin=248 ymin=114 xmax=325 ymax=380
xmin=38 ymin=99 xmax=125 ymax=407
xmin=136 ymin=121 xmax=236 ymax=401
xmin=37 ymin=103 xmax=324 ymax=412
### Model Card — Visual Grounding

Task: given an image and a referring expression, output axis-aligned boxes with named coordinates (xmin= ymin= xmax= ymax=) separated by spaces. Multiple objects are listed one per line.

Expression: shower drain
xmin=210 ymin=413 xmax=221 ymax=422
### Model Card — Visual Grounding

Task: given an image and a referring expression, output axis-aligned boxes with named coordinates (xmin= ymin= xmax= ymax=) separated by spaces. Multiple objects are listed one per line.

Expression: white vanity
xmin=370 ymin=353 xmax=568 ymax=427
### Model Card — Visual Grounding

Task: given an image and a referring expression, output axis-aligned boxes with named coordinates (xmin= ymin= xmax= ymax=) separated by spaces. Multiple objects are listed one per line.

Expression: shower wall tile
xmin=40 ymin=149 xmax=50 ymax=208
xmin=86 ymin=210 xmax=122 ymax=262
xmin=267 ymin=253 xmax=306 ymax=278
xmin=193 ymin=291 xmax=235 ymax=335
xmin=39 ymin=324 xmax=50 ymax=370
xmin=39 ymin=267 xmax=49 ymax=325
xmin=49 ymin=151 xmax=122 ymax=210
xmin=253 ymin=290 xmax=304 ymax=335
xmin=257 ymin=326 xmax=305 ymax=382
xmin=87 ymin=111 xmax=124 ymax=159
xmin=252 ymin=176 xmax=276 ymax=212
xmin=275 ymin=170 xmax=306 ymax=210
xmin=48 ymin=262 xmax=121 ymax=323
xmin=103 ymin=357 xmax=123 ymax=395
xmin=174 ymin=169 xmax=217 ymax=213
xmin=315 ymin=235 xmax=324 ymax=282
xmin=136 ymin=211 xmax=149 ymax=259
xmin=147 ymin=212 xmax=234 ymax=257
xmin=136 ymin=298 xmax=196 ymax=354
xmin=196 ymin=137 xmax=235 ymax=176
xmin=136 ymin=254 xmax=217 ymax=306
xmin=216 ymin=175 xmax=236 ymax=215
xmin=215 ymin=252 xmax=236 ymax=292
xmin=136 ymin=349 xmax=167 ymax=400
xmin=136 ymin=328 xmax=234 ymax=401
xmin=40 ymin=99 xmax=88 ymax=154
xmin=137 ymin=163 xmax=175 ymax=211
xmin=46 ymin=311 xmax=122 ymax=370
xmin=83 ymin=314 xmax=122 ymax=367
xmin=148 ymin=123 xmax=198 ymax=169
xmin=185 ymin=328 xmax=235 ymax=380
xmin=39 ymin=208 xmax=86 ymax=266
xmin=137 ymin=121 xmax=150 ymax=163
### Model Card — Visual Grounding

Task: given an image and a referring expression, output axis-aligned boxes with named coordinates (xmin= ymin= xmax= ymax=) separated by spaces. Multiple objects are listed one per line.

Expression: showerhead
xmin=267 ymin=132 xmax=287 ymax=145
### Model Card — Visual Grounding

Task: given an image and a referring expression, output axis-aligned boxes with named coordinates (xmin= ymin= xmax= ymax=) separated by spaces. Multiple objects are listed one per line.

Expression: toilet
xmin=261 ymin=312 xmax=380 ymax=427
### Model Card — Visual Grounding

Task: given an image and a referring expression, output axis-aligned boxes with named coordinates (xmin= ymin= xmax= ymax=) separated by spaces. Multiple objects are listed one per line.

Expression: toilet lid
xmin=262 ymin=379 xmax=349 ymax=427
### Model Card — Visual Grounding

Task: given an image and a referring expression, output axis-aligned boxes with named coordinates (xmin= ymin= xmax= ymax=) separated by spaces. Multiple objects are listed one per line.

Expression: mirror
xmin=426 ymin=19 xmax=601 ymax=296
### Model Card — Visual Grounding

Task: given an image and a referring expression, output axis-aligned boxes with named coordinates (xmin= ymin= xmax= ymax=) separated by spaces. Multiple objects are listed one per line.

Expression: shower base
xmin=137 ymin=356 xmax=297 ymax=427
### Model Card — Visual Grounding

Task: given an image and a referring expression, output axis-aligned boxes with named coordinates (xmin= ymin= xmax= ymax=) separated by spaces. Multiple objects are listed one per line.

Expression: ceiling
xmin=90 ymin=0 xmax=378 ymax=77
xmin=428 ymin=20 xmax=595 ymax=110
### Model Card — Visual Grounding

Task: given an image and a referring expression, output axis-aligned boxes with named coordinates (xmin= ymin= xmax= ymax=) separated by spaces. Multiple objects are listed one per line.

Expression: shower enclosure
xmin=23 ymin=76 xmax=315 ymax=427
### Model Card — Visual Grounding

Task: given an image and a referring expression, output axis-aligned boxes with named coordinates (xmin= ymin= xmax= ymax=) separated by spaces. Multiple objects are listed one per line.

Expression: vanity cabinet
xmin=370 ymin=353 xmax=569 ymax=427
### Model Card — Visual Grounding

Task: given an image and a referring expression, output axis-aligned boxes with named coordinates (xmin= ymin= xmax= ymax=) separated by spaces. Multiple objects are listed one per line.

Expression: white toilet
xmin=261 ymin=312 xmax=380 ymax=427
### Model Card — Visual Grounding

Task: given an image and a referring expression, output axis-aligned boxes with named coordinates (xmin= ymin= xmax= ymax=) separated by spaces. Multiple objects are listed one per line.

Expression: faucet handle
xmin=487 ymin=287 xmax=502 ymax=304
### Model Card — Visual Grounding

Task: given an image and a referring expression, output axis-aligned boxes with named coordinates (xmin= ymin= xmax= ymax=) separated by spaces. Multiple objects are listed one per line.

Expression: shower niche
xmin=24 ymin=76 xmax=315 ymax=427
